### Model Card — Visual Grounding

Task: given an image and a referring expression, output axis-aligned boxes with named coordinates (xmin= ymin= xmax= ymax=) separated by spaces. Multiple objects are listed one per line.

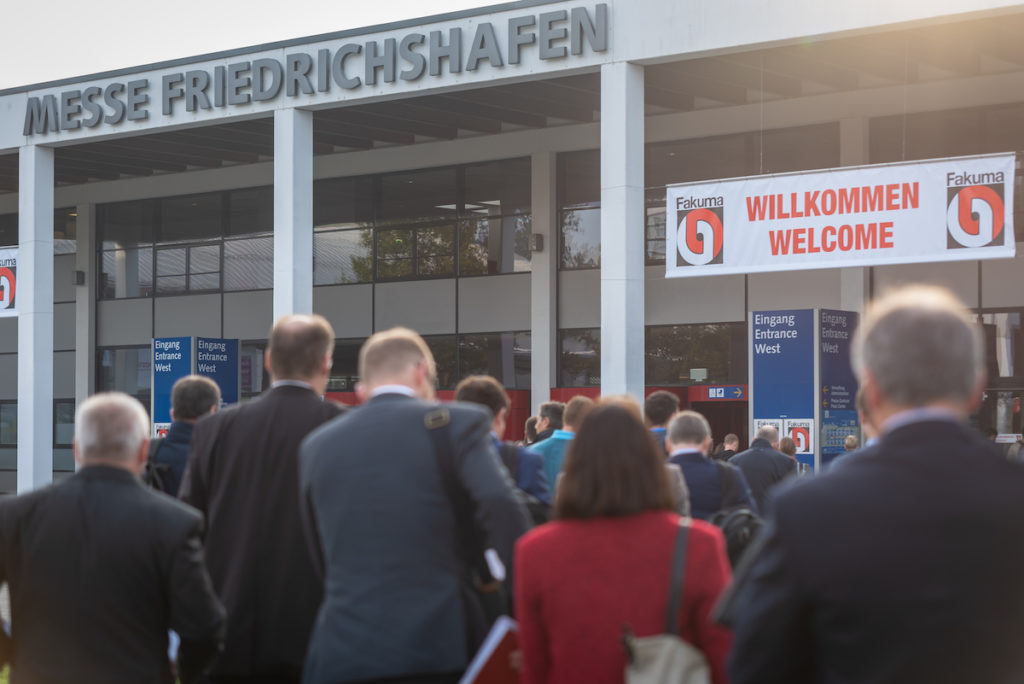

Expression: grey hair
xmin=667 ymin=410 xmax=711 ymax=446
xmin=756 ymin=425 xmax=779 ymax=443
xmin=75 ymin=392 xmax=149 ymax=462
xmin=851 ymin=285 xmax=984 ymax=407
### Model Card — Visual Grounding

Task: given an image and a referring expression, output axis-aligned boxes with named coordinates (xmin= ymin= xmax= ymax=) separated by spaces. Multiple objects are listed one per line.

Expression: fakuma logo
xmin=946 ymin=174 xmax=1006 ymax=249
xmin=675 ymin=196 xmax=724 ymax=267
xmin=0 ymin=267 xmax=14 ymax=310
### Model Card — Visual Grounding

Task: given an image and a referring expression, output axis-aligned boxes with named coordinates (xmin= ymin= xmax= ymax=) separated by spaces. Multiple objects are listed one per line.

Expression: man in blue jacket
xmin=152 ymin=375 xmax=220 ymax=496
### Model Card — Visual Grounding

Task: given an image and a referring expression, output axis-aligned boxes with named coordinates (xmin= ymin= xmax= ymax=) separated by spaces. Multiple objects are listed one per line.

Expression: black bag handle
xmin=665 ymin=521 xmax=690 ymax=636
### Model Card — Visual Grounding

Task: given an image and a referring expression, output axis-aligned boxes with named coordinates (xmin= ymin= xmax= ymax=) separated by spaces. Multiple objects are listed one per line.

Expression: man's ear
xmin=169 ymin=408 xmax=176 ymax=422
xmin=73 ymin=439 xmax=84 ymax=467
xmin=135 ymin=438 xmax=150 ymax=475
xmin=355 ymin=381 xmax=368 ymax=404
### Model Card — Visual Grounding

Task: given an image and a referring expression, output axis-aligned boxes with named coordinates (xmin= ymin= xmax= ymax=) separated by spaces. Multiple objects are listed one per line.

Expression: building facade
xmin=1 ymin=0 xmax=1023 ymax=491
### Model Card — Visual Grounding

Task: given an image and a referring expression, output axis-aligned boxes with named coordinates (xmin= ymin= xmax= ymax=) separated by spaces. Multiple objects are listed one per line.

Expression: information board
xmin=751 ymin=309 xmax=816 ymax=470
xmin=819 ymin=309 xmax=860 ymax=464
xmin=152 ymin=337 xmax=193 ymax=435
xmin=196 ymin=337 xmax=240 ymax=406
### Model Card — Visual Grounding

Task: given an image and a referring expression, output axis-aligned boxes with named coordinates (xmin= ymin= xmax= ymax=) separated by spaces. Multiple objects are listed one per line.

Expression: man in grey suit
xmin=299 ymin=327 xmax=530 ymax=684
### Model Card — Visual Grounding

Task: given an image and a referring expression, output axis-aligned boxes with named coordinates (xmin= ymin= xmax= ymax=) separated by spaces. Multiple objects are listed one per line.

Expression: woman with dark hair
xmin=514 ymin=398 xmax=733 ymax=684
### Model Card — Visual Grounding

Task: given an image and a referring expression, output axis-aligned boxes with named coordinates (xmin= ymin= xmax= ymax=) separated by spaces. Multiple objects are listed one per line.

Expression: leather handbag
xmin=621 ymin=520 xmax=712 ymax=684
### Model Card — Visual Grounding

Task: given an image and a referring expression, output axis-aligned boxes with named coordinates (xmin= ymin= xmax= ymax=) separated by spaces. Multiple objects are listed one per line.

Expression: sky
xmin=0 ymin=0 xmax=490 ymax=90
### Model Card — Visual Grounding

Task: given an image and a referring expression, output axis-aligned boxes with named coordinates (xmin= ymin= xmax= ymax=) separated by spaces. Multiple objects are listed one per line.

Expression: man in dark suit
xmin=728 ymin=424 xmax=795 ymax=512
xmin=729 ymin=285 xmax=1024 ymax=683
xmin=180 ymin=314 xmax=345 ymax=683
xmin=714 ymin=432 xmax=739 ymax=462
xmin=299 ymin=327 xmax=530 ymax=684
xmin=666 ymin=410 xmax=755 ymax=520
xmin=0 ymin=392 xmax=225 ymax=683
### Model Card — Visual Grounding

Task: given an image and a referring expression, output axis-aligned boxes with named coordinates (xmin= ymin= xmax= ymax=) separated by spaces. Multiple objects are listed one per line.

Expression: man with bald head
xmin=729 ymin=285 xmax=1024 ymax=683
xmin=728 ymin=423 xmax=796 ymax=513
xmin=0 ymin=392 xmax=224 ymax=683
xmin=181 ymin=314 xmax=345 ymax=683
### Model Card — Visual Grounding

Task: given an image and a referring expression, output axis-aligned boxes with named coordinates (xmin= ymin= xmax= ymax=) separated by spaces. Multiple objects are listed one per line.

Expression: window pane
xmin=645 ymin=323 xmax=747 ymax=386
xmin=0 ymin=214 xmax=15 ymax=248
xmin=97 ymin=347 xmax=152 ymax=409
xmin=99 ymin=199 xmax=156 ymax=248
xmin=314 ymin=229 xmax=373 ymax=285
xmin=0 ymin=402 xmax=15 ymax=446
xmin=157 ymin=275 xmax=187 ymax=294
xmin=189 ymin=272 xmax=220 ymax=291
xmin=560 ymin=329 xmax=601 ymax=387
xmin=189 ymin=244 xmax=221 ymax=273
xmin=646 ymin=207 xmax=667 ymax=264
xmin=378 ymin=259 xmax=414 ymax=280
xmin=417 ymin=225 xmax=455 ymax=277
xmin=459 ymin=216 xmax=532 ymax=276
xmin=160 ymin=193 xmax=222 ymax=243
xmin=464 ymin=158 xmax=531 ymax=215
xmin=377 ymin=228 xmax=414 ymax=279
xmin=328 ymin=339 xmax=363 ymax=392
xmin=54 ymin=207 xmax=77 ymax=255
xmin=314 ymin=176 xmax=375 ymax=226
xmin=157 ymin=248 xmax=186 ymax=277
xmin=423 ymin=335 xmax=457 ymax=390
xmin=459 ymin=332 xmax=531 ymax=389
xmin=560 ymin=208 xmax=601 ymax=269
xmin=378 ymin=167 xmax=458 ymax=223
xmin=981 ymin=313 xmax=1023 ymax=379
xmin=225 ymin=237 xmax=274 ymax=290
xmin=560 ymin=150 xmax=600 ymax=207
xmin=54 ymin=400 xmax=75 ymax=447
xmin=226 ymin=186 xmax=273 ymax=236
xmin=100 ymin=248 xmax=153 ymax=299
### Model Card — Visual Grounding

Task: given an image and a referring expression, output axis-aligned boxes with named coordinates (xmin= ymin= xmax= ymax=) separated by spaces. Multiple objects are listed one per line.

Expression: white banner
xmin=666 ymin=153 xmax=1016 ymax=278
xmin=0 ymin=248 xmax=15 ymax=318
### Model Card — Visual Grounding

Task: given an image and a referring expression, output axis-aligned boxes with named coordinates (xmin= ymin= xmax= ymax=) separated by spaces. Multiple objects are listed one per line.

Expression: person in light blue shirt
xmin=533 ymin=396 xmax=594 ymax=489
xmin=644 ymin=390 xmax=680 ymax=456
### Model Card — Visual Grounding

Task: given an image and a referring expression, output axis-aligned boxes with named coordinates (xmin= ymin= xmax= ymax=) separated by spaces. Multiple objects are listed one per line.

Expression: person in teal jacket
xmin=533 ymin=395 xmax=594 ymax=489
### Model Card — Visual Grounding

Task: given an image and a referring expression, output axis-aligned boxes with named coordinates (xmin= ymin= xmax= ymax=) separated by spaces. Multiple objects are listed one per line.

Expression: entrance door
xmin=690 ymin=401 xmax=748 ymax=451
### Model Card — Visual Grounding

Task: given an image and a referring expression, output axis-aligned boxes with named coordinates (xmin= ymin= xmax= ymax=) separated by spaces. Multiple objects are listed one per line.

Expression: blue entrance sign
xmin=152 ymin=337 xmax=193 ymax=432
xmin=819 ymin=309 xmax=860 ymax=465
xmin=196 ymin=337 xmax=240 ymax=406
xmin=751 ymin=309 xmax=816 ymax=470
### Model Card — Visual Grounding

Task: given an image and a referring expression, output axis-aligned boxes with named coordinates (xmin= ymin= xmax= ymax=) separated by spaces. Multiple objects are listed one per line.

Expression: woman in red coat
xmin=514 ymin=398 xmax=733 ymax=684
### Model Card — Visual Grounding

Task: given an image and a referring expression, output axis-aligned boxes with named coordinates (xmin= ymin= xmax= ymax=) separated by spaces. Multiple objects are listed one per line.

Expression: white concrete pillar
xmin=530 ymin=152 xmax=557 ymax=411
xmin=839 ymin=118 xmax=871 ymax=313
xmin=600 ymin=62 xmax=645 ymax=398
xmin=273 ymin=108 xmax=314 ymax=320
xmin=75 ymin=204 xmax=96 ymax=409
xmin=18 ymin=145 xmax=54 ymax=492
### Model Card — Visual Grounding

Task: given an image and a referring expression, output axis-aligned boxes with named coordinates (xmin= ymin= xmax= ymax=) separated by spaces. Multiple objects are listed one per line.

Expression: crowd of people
xmin=0 ymin=283 xmax=1023 ymax=684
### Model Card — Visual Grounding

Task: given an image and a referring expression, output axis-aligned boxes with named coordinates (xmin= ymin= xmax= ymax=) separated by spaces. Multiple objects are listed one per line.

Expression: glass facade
xmin=53 ymin=399 xmax=75 ymax=448
xmin=96 ymin=347 xmax=152 ymax=413
xmin=871 ymin=103 xmax=1024 ymax=242
xmin=646 ymin=323 xmax=747 ymax=386
xmin=0 ymin=208 xmax=80 ymax=252
xmin=557 ymin=124 xmax=842 ymax=269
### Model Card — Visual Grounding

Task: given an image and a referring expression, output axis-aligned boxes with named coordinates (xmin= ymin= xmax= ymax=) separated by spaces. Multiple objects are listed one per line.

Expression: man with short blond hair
xmin=0 ymin=392 xmax=225 ymax=683
xmin=730 ymin=285 xmax=1024 ymax=684
xmin=181 ymin=314 xmax=345 ymax=683
xmin=299 ymin=327 xmax=529 ymax=684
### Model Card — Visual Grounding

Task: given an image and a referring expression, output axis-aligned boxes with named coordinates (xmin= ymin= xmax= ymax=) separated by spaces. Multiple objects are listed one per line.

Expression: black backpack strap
xmin=499 ymin=442 xmax=520 ymax=483
xmin=424 ymin=407 xmax=492 ymax=582
xmin=665 ymin=521 xmax=690 ymax=636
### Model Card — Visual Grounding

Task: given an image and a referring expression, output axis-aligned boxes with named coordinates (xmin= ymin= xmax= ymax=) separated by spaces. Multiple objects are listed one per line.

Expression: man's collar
xmin=669 ymin=447 xmax=704 ymax=458
xmin=271 ymin=379 xmax=315 ymax=392
xmin=881 ymin=406 xmax=962 ymax=435
xmin=369 ymin=384 xmax=417 ymax=398
xmin=552 ymin=429 xmax=574 ymax=439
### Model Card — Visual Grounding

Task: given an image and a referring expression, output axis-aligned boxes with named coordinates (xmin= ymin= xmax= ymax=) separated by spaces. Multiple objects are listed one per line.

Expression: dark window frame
xmin=53 ymin=398 xmax=75 ymax=448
